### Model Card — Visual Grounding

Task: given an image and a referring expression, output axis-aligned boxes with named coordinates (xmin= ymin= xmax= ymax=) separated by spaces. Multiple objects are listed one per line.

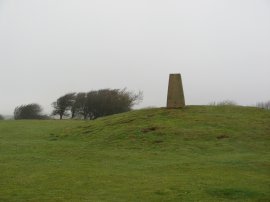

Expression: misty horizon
xmin=1 ymin=0 xmax=270 ymax=115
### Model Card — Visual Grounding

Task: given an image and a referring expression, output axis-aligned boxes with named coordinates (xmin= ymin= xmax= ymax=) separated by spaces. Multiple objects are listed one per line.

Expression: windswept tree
xmin=52 ymin=93 xmax=76 ymax=119
xmin=118 ymin=88 xmax=143 ymax=110
xmin=71 ymin=92 xmax=87 ymax=119
xmin=14 ymin=103 xmax=46 ymax=120
xmin=84 ymin=89 xmax=143 ymax=119
xmin=53 ymin=89 xmax=143 ymax=120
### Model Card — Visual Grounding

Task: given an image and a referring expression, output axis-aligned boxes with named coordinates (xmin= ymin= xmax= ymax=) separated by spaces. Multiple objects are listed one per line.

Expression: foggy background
xmin=0 ymin=0 xmax=270 ymax=115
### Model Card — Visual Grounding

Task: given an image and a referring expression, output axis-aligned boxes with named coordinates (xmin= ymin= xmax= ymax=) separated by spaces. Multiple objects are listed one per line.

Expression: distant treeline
xmin=256 ymin=101 xmax=270 ymax=110
xmin=11 ymin=88 xmax=143 ymax=120
xmin=1 ymin=97 xmax=269 ymax=121
xmin=209 ymin=100 xmax=238 ymax=106
xmin=52 ymin=89 xmax=143 ymax=120
xmin=209 ymin=100 xmax=270 ymax=110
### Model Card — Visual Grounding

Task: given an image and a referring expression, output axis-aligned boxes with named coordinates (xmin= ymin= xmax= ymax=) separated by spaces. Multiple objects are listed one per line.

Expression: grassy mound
xmin=0 ymin=106 xmax=269 ymax=201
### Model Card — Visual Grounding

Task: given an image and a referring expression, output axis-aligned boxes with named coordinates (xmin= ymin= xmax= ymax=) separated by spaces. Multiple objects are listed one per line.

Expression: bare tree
xmin=256 ymin=101 xmax=270 ymax=110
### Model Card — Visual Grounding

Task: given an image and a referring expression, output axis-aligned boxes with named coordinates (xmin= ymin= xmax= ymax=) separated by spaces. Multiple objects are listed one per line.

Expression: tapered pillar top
xmin=167 ymin=73 xmax=185 ymax=108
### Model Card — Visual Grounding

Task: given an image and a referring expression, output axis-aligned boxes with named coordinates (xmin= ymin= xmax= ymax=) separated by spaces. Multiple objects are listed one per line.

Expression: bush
xmin=209 ymin=100 xmax=238 ymax=106
xmin=14 ymin=103 xmax=48 ymax=120
xmin=0 ymin=114 xmax=4 ymax=120
xmin=85 ymin=89 xmax=143 ymax=119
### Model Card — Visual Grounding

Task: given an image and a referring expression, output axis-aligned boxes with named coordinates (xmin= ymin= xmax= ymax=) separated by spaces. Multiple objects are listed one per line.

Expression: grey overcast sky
xmin=0 ymin=0 xmax=270 ymax=115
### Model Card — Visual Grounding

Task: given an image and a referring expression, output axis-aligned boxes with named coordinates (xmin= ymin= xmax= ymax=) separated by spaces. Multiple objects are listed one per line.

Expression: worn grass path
xmin=0 ymin=106 xmax=269 ymax=201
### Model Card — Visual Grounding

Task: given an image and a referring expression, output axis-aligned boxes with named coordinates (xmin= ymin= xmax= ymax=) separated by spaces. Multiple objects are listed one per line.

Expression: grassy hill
xmin=0 ymin=106 xmax=269 ymax=201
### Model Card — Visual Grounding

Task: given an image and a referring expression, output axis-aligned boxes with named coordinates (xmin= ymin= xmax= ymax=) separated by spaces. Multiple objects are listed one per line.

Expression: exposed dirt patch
xmin=82 ymin=130 xmax=93 ymax=134
xmin=141 ymin=126 xmax=159 ymax=133
xmin=153 ymin=140 xmax=164 ymax=144
xmin=216 ymin=134 xmax=229 ymax=139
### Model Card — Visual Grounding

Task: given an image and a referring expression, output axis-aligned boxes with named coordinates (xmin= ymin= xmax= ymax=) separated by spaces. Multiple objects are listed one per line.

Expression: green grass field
xmin=0 ymin=106 xmax=269 ymax=201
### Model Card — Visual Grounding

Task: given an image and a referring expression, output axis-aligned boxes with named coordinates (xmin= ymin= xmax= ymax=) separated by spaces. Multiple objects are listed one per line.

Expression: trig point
xmin=167 ymin=73 xmax=185 ymax=108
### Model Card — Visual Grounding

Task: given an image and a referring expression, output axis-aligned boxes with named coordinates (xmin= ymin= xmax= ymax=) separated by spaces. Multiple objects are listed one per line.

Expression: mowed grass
xmin=0 ymin=106 xmax=269 ymax=201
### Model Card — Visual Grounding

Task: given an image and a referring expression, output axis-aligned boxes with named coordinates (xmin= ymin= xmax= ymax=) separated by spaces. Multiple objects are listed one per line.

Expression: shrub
xmin=209 ymin=100 xmax=238 ymax=106
xmin=14 ymin=103 xmax=47 ymax=120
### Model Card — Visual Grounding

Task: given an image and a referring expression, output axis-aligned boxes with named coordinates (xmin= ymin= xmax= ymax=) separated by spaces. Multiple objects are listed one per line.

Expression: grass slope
xmin=0 ymin=106 xmax=269 ymax=201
